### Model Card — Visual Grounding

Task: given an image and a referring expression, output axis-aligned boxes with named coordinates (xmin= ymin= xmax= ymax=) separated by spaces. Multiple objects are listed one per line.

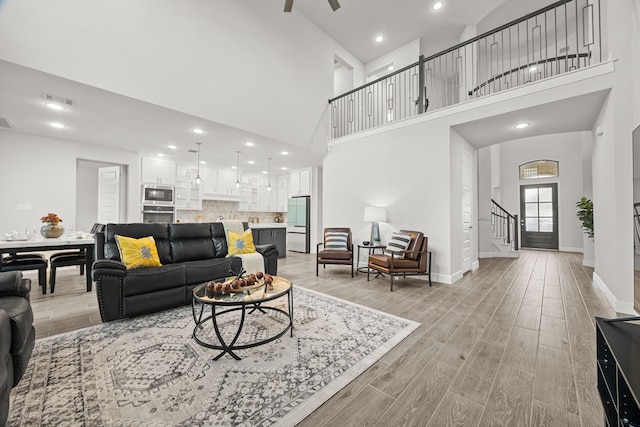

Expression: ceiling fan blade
xmin=284 ymin=0 xmax=293 ymax=12
xmin=327 ymin=0 xmax=340 ymax=11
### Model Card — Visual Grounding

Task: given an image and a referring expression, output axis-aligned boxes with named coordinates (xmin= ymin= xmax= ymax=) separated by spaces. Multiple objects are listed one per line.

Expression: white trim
xmin=582 ymin=259 xmax=595 ymax=268
xmin=472 ymin=260 xmax=480 ymax=270
xmin=559 ymin=247 xmax=583 ymax=253
xmin=592 ymin=272 xmax=636 ymax=315
xmin=479 ymin=251 xmax=519 ymax=259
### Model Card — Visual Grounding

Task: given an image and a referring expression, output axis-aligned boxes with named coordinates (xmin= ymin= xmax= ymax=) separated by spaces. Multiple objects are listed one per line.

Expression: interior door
xmin=520 ymin=183 xmax=558 ymax=249
xmin=98 ymin=166 xmax=121 ymax=224
xmin=461 ymin=150 xmax=473 ymax=273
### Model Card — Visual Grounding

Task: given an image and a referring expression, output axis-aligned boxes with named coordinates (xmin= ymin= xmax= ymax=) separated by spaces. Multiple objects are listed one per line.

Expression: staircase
xmin=491 ymin=199 xmax=519 ymax=258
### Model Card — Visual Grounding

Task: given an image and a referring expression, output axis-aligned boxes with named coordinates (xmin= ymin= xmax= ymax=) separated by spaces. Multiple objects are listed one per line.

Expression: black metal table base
xmin=192 ymin=289 xmax=293 ymax=360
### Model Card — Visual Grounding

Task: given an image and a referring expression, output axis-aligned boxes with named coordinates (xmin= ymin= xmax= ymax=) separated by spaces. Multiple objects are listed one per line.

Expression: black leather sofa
xmin=0 ymin=271 xmax=35 ymax=425
xmin=92 ymin=222 xmax=278 ymax=322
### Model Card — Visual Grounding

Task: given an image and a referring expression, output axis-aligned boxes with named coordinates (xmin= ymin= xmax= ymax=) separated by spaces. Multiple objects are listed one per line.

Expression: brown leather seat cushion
xmin=369 ymin=254 xmax=419 ymax=269
xmin=319 ymin=250 xmax=351 ymax=261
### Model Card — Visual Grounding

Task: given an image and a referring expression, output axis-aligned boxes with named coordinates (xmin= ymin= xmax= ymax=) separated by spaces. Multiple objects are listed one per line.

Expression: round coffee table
xmin=191 ymin=276 xmax=293 ymax=360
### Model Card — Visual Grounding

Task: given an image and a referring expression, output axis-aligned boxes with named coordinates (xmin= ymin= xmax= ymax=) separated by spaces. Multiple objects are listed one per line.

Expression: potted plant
xmin=576 ymin=197 xmax=594 ymax=239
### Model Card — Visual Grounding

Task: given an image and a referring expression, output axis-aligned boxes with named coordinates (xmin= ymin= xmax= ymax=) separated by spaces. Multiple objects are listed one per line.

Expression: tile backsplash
xmin=176 ymin=200 xmax=286 ymax=224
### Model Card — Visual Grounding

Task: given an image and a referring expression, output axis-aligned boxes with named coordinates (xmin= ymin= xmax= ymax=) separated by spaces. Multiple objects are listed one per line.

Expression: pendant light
xmin=266 ymin=157 xmax=273 ymax=192
xmin=235 ymin=151 xmax=241 ymax=188
xmin=195 ymin=142 xmax=202 ymax=185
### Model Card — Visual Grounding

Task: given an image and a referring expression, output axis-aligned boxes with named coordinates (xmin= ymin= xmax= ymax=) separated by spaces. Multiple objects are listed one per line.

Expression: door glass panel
xmin=539 ymin=187 xmax=553 ymax=202
xmin=539 ymin=202 xmax=553 ymax=217
xmin=539 ymin=218 xmax=554 ymax=232
xmin=525 ymin=188 xmax=538 ymax=202
xmin=525 ymin=203 xmax=538 ymax=217
xmin=526 ymin=218 xmax=539 ymax=231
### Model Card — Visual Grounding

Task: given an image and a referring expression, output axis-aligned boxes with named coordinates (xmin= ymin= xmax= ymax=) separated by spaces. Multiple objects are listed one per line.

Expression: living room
xmin=1 ymin=0 xmax=640 ymax=425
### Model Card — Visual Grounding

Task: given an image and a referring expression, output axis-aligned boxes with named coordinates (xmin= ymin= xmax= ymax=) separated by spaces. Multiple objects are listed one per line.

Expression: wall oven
xmin=141 ymin=205 xmax=175 ymax=223
xmin=141 ymin=185 xmax=175 ymax=205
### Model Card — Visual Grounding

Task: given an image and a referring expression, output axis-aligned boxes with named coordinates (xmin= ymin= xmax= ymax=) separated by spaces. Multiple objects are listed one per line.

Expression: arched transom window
xmin=519 ymin=160 xmax=559 ymax=180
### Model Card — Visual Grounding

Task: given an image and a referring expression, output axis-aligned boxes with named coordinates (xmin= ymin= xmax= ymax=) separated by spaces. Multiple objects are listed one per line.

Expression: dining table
xmin=0 ymin=236 xmax=95 ymax=291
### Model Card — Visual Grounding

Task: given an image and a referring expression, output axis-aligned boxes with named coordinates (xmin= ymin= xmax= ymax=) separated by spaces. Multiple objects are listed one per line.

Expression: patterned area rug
xmin=10 ymin=287 xmax=419 ymax=426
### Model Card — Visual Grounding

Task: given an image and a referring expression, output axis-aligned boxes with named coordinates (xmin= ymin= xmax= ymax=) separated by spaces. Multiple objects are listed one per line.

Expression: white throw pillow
xmin=325 ymin=231 xmax=348 ymax=250
xmin=384 ymin=233 xmax=412 ymax=259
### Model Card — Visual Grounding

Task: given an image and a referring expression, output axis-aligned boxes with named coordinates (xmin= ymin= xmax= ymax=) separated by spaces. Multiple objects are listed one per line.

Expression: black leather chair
xmin=1 ymin=255 xmax=47 ymax=294
xmin=49 ymin=250 xmax=86 ymax=292
xmin=0 ymin=271 xmax=35 ymax=425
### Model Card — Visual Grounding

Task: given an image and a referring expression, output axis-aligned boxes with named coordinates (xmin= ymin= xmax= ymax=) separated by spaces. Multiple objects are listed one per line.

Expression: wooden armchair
xmin=367 ymin=230 xmax=432 ymax=291
xmin=316 ymin=228 xmax=354 ymax=277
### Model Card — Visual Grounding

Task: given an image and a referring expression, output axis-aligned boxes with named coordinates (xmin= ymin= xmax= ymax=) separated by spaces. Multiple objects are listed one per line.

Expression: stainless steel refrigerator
xmin=287 ymin=196 xmax=310 ymax=253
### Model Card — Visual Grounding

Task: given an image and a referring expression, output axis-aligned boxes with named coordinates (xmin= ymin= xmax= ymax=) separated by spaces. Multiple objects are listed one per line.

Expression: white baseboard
xmin=592 ymin=272 xmax=637 ymax=315
xmin=471 ymin=260 xmax=480 ymax=270
xmin=479 ymin=251 xmax=519 ymax=259
xmin=582 ymin=259 xmax=595 ymax=268
xmin=559 ymin=247 xmax=583 ymax=253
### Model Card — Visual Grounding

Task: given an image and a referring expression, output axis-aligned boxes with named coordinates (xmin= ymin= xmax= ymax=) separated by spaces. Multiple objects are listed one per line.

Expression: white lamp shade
xmin=363 ymin=206 xmax=387 ymax=222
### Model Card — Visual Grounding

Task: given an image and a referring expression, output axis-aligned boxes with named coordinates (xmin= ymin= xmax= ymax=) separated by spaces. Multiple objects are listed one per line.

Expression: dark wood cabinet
xmin=596 ymin=317 xmax=640 ymax=427
xmin=252 ymin=227 xmax=286 ymax=258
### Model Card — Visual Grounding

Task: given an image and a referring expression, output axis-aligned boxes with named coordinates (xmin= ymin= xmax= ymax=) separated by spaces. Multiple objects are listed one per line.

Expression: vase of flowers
xmin=40 ymin=213 xmax=64 ymax=238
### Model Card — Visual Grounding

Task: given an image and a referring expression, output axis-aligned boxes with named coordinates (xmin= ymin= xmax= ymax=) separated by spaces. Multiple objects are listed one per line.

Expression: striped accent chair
xmin=316 ymin=228 xmax=353 ymax=277
xmin=367 ymin=230 xmax=432 ymax=291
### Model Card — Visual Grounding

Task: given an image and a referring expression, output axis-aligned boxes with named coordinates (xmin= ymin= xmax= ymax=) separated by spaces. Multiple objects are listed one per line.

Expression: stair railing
xmin=329 ymin=0 xmax=601 ymax=139
xmin=634 ymin=203 xmax=640 ymax=254
xmin=491 ymin=199 xmax=519 ymax=252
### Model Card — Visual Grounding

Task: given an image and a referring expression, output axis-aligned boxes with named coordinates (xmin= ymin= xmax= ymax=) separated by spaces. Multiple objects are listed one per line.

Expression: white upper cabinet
xmin=277 ymin=175 xmax=289 ymax=212
xmin=201 ymin=168 xmax=240 ymax=200
xmin=141 ymin=157 xmax=177 ymax=185
xmin=290 ymin=168 xmax=311 ymax=196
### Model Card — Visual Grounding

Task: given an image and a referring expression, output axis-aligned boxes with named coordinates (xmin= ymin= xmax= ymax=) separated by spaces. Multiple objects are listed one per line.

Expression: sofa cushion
xmin=105 ymin=223 xmax=172 ymax=264
xmin=115 ymin=235 xmax=162 ymax=269
xmin=210 ymin=223 xmax=228 ymax=257
xmin=0 ymin=298 xmax=33 ymax=355
xmin=227 ymin=229 xmax=257 ymax=256
xmin=183 ymin=257 xmax=243 ymax=285
xmin=168 ymin=223 xmax=216 ymax=263
xmin=121 ymin=264 xmax=185 ymax=297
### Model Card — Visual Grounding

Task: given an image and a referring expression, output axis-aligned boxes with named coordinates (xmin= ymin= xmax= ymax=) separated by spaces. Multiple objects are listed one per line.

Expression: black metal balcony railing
xmin=329 ymin=0 xmax=602 ymax=139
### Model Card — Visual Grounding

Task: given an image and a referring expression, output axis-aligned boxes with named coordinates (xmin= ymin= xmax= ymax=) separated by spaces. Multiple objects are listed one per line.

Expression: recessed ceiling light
xmin=245 ymin=142 xmax=254 ymax=147
xmin=232 ymin=166 xmax=237 ymax=170
xmin=281 ymin=167 xmax=288 ymax=171
xmin=515 ymin=123 xmax=530 ymax=129
xmin=433 ymin=2 xmax=443 ymax=10
xmin=248 ymin=160 xmax=255 ymax=164
xmin=192 ymin=128 xmax=204 ymax=134
xmin=388 ymin=65 xmax=394 ymax=71
xmin=50 ymin=122 xmax=65 ymax=129
xmin=529 ymin=66 xmax=537 ymax=72
xmin=375 ymin=35 xmax=384 ymax=43
xmin=45 ymin=102 xmax=65 ymax=111
xmin=168 ymin=145 xmax=177 ymax=150
xmin=157 ymin=153 xmax=165 ymax=157
xmin=281 ymin=151 xmax=289 ymax=155
xmin=199 ymin=160 xmax=206 ymax=164
xmin=262 ymin=171 xmax=268 ymax=175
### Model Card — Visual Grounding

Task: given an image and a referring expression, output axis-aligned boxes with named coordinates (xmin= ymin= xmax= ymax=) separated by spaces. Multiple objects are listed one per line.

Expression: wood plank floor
xmin=25 ymin=250 xmax=615 ymax=426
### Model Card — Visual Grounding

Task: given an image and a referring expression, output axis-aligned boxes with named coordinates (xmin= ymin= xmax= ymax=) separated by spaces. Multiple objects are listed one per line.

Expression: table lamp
xmin=363 ymin=206 xmax=387 ymax=245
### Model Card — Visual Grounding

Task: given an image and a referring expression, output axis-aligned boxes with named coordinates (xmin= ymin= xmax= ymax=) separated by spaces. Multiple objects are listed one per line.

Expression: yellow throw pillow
xmin=115 ymin=235 xmax=162 ymax=269
xmin=227 ymin=229 xmax=257 ymax=256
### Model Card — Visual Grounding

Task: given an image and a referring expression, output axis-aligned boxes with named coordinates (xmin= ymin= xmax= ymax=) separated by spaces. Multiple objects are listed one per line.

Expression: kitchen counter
xmin=248 ymin=223 xmax=287 ymax=229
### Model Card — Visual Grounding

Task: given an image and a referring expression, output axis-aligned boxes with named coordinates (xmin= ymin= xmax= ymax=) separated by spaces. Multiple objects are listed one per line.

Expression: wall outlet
xmin=17 ymin=203 xmax=32 ymax=211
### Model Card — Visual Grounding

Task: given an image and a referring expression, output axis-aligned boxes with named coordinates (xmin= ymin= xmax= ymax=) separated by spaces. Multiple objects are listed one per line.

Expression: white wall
xmin=0 ymin=132 xmax=140 ymax=234
xmin=365 ymin=39 xmax=420 ymax=82
xmin=494 ymin=132 xmax=587 ymax=252
xmin=323 ymin=119 xmax=453 ymax=282
xmin=589 ymin=0 xmax=636 ymax=314
xmin=0 ymin=0 xmax=363 ymax=152
xmin=333 ymin=65 xmax=353 ymax=98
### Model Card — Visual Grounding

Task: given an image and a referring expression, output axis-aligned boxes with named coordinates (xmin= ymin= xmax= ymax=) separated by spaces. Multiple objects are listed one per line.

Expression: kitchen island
xmin=249 ymin=223 xmax=286 ymax=258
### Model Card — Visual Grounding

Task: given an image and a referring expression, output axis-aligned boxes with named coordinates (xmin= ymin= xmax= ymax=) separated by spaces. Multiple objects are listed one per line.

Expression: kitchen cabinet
xmin=175 ymin=181 xmax=202 ymax=210
xmin=251 ymin=227 xmax=286 ymax=258
xmin=290 ymin=168 xmax=311 ymax=197
xmin=201 ymin=167 xmax=240 ymax=200
xmin=141 ymin=158 xmax=177 ymax=185
xmin=277 ymin=175 xmax=289 ymax=212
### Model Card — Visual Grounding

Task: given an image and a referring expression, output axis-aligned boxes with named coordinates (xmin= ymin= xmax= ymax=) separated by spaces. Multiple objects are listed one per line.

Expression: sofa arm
xmin=0 ymin=272 xmax=30 ymax=299
xmin=92 ymin=260 xmax=126 ymax=322
xmin=255 ymin=244 xmax=278 ymax=276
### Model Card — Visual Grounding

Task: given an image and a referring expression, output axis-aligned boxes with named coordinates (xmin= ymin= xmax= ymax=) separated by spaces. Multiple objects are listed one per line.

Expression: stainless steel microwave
xmin=141 ymin=185 xmax=175 ymax=205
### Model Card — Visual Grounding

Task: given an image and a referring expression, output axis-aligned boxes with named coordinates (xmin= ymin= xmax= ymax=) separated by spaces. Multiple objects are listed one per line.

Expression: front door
xmin=520 ymin=183 xmax=558 ymax=249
